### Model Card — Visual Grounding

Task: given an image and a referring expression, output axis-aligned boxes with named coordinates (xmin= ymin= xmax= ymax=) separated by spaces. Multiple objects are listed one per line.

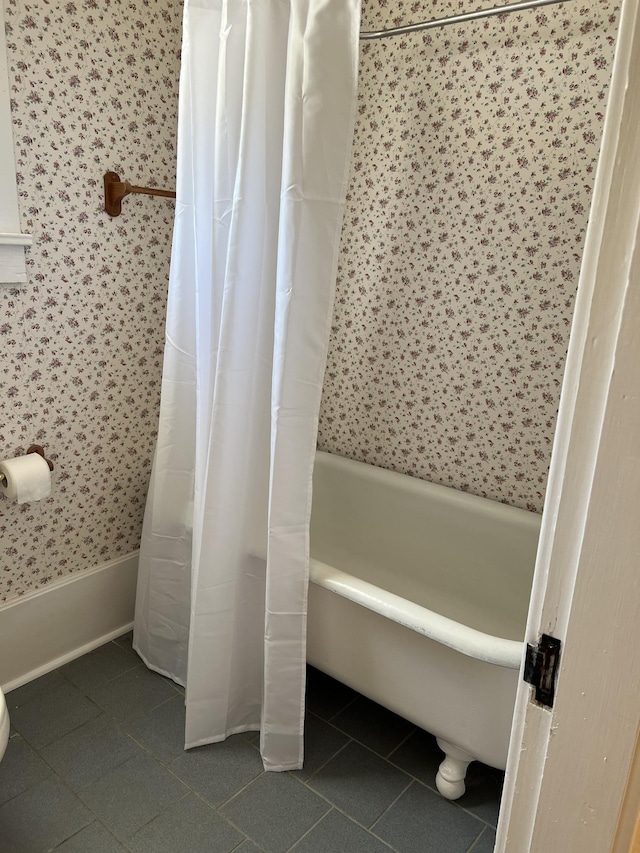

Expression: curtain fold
xmin=134 ymin=0 xmax=360 ymax=771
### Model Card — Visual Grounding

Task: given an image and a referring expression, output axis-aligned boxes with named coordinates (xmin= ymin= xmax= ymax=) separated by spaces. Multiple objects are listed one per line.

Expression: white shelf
xmin=0 ymin=232 xmax=33 ymax=246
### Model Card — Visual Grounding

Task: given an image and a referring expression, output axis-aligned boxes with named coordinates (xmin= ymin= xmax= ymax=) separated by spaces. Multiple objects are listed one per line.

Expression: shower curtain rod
xmin=360 ymin=0 xmax=573 ymax=39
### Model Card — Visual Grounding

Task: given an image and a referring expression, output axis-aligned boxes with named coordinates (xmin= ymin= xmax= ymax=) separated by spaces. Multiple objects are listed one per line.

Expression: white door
xmin=497 ymin=1 xmax=640 ymax=850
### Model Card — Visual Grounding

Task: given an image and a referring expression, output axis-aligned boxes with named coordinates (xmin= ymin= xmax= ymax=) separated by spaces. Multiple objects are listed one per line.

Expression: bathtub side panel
xmin=307 ymin=584 xmax=519 ymax=770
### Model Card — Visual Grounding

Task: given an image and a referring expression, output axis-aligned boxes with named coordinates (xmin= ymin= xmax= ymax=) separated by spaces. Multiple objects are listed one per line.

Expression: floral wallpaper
xmin=318 ymin=0 xmax=620 ymax=512
xmin=0 ymin=0 xmax=182 ymax=601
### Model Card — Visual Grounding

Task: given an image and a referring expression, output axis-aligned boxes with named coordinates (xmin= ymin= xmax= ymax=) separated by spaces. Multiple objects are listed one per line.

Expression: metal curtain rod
xmin=360 ymin=0 xmax=573 ymax=39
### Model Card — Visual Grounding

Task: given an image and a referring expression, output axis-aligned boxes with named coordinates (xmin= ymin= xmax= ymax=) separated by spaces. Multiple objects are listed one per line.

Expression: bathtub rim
xmin=309 ymin=558 xmax=524 ymax=669
xmin=311 ymin=450 xmax=540 ymax=670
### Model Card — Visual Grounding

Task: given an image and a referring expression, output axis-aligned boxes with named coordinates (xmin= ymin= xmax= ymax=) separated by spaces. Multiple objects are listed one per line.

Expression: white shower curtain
xmin=133 ymin=0 xmax=360 ymax=771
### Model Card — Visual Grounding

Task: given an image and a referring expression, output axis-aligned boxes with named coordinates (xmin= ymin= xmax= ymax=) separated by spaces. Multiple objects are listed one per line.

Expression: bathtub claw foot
xmin=435 ymin=738 xmax=474 ymax=800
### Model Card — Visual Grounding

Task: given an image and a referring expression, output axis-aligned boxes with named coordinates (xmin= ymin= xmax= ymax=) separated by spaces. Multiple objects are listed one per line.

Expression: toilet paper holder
xmin=0 ymin=445 xmax=54 ymax=487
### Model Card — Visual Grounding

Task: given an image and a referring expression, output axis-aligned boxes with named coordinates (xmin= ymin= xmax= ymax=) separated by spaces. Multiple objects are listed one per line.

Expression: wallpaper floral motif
xmin=0 ymin=0 xmax=182 ymax=601
xmin=318 ymin=0 xmax=620 ymax=512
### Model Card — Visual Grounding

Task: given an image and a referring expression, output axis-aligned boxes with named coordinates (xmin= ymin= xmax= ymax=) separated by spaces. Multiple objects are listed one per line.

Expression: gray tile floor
xmin=0 ymin=633 xmax=501 ymax=852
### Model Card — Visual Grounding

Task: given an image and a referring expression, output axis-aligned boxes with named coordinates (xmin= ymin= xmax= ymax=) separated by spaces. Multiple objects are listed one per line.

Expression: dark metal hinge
xmin=523 ymin=633 xmax=562 ymax=708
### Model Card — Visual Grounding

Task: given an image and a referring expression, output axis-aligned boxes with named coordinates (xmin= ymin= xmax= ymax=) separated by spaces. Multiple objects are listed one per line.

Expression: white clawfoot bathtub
xmin=307 ymin=451 xmax=541 ymax=799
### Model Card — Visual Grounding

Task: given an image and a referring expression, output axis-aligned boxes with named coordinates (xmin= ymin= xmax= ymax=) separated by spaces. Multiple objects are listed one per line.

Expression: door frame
xmin=497 ymin=1 xmax=640 ymax=849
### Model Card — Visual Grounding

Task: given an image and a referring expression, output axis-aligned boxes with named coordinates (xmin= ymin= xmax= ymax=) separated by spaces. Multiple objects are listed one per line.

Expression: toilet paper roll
xmin=0 ymin=453 xmax=52 ymax=504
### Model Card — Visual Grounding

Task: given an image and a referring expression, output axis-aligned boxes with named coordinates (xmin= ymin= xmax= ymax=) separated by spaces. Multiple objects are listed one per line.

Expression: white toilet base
xmin=0 ymin=690 xmax=10 ymax=762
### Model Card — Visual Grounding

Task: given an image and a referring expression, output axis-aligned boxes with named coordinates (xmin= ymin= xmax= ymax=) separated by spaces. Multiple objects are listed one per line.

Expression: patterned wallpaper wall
xmin=0 ymin=0 xmax=621 ymax=603
xmin=318 ymin=0 xmax=620 ymax=512
xmin=0 ymin=0 xmax=182 ymax=601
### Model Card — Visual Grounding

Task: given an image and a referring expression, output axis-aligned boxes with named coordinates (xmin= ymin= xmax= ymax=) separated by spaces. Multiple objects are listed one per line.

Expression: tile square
xmin=305 ymin=666 xmax=357 ymax=721
xmin=291 ymin=809 xmax=393 ymax=852
xmin=388 ymin=728 xmax=443 ymax=788
xmin=59 ymin=641 xmax=139 ymax=693
xmin=41 ymin=714 xmax=141 ymax=790
xmin=331 ymin=695 xmax=415 ymax=757
xmin=462 ymin=762 xmax=504 ymax=827
xmin=372 ymin=781 xmax=485 ymax=853
xmin=170 ymin=734 xmax=264 ymax=806
xmin=470 ymin=827 xmax=497 ymax=852
xmin=469 ymin=827 xmax=496 ymax=853
xmin=88 ymin=665 xmax=178 ymax=725
xmin=9 ymin=680 xmax=101 ymax=749
xmin=0 ymin=776 xmax=92 ymax=853
xmin=295 ymin=712 xmax=350 ymax=780
xmin=78 ymin=752 xmax=189 ymax=841
xmin=113 ymin=631 xmax=137 ymax=656
xmin=390 ymin=730 xmax=503 ymax=825
xmin=126 ymin=793 xmax=243 ymax=853
xmin=5 ymin=670 xmax=64 ymax=708
xmin=54 ymin=821 xmax=128 ymax=852
xmin=308 ymin=740 xmax=411 ymax=827
xmin=0 ymin=735 xmax=51 ymax=806
xmin=124 ymin=694 xmax=186 ymax=765
xmin=221 ymin=772 xmax=330 ymax=853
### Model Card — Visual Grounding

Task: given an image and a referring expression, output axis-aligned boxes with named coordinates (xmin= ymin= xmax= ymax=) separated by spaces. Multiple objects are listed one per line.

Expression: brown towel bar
xmin=104 ymin=172 xmax=176 ymax=217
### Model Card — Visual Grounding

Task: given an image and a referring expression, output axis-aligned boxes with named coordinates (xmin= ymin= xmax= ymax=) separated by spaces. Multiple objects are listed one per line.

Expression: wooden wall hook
xmin=27 ymin=444 xmax=54 ymax=471
xmin=104 ymin=171 xmax=176 ymax=217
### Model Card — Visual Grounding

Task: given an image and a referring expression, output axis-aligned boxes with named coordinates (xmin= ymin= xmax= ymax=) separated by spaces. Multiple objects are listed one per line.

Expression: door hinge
xmin=523 ymin=633 xmax=561 ymax=708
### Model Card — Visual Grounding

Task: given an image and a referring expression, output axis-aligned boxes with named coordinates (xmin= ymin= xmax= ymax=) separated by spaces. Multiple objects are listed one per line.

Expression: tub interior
xmin=310 ymin=452 xmax=541 ymax=642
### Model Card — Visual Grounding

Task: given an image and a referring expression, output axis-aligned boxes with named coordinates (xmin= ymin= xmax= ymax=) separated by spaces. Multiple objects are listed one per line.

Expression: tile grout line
xmin=203 ymin=768 xmax=268 ymax=813
xmin=7 ymin=653 xmax=502 ymax=851
xmin=139 ymin=674 xmax=497 ymax=830
xmin=63 ymin=758 xmax=190 ymax=850
xmin=39 ymin=689 xmax=319 ymax=852
xmin=9 ymin=653 xmax=173 ymax=756
xmin=324 ymin=694 xmax=358 ymax=723
xmin=308 ymin=684 xmax=503 ymax=830
xmin=18 ymin=672 xmax=196 ymax=852
xmin=197 ymin=734 xmax=399 ymax=851
xmin=49 ymin=672 xmax=266 ymax=849
xmin=287 ymin=792 xmax=402 ymax=853
xmin=297 ymin=724 xmax=432 ymax=798
xmin=111 ymin=789 xmax=192 ymax=847
xmin=284 ymin=806 xmax=335 ymax=853
xmin=304 ymin=707 xmax=443 ymax=795
xmin=303 ymin=712 xmax=414 ymax=779
xmin=385 ymin=725 xmax=418 ymax=760
xmin=217 ymin=811 xmax=270 ymax=853
xmin=288 ymin=767 xmax=404 ymax=852
xmin=306 ymin=705 xmax=407 ymax=759
xmin=25 ymin=744 xmax=113 ymax=849
xmin=100 ymin=772 xmax=255 ymax=853
xmin=293 ymin=735 xmax=354 ymax=784
xmin=49 ymin=821 xmax=96 ymax=851
xmin=465 ymin=825 xmax=491 ymax=852
xmin=150 ymin=774 xmax=257 ymax=847
xmin=383 ymin=752 xmax=444 ymax=798
xmin=382 ymin=744 xmax=501 ymax=828
xmin=293 ymin=709 xmax=497 ymax=840
xmin=368 ymin=779 xmax=488 ymax=853
xmin=457 ymin=799 xmax=501 ymax=831
xmin=63 ymin=638 xmax=143 ymax=684
xmin=367 ymin=776 xmax=415 ymax=834
xmin=228 ymin=835 xmax=267 ymax=853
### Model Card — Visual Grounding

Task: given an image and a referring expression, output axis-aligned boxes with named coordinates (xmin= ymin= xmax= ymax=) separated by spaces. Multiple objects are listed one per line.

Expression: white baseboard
xmin=0 ymin=552 xmax=139 ymax=692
